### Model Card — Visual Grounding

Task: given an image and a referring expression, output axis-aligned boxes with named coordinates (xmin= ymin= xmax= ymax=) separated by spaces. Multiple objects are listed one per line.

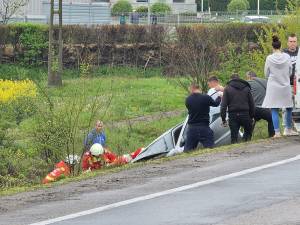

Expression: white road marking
xmin=29 ymin=154 xmax=300 ymax=225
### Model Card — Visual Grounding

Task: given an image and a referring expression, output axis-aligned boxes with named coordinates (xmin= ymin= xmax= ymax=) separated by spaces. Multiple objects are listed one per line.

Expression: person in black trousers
xmin=246 ymin=71 xmax=275 ymax=137
xmin=184 ymin=83 xmax=221 ymax=152
xmin=221 ymin=74 xmax=255 ymax=144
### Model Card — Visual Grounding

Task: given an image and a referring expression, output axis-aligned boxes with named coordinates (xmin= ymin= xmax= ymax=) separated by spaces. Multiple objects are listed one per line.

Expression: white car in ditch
xmin=132 ymin=106 xmax=238 ymax=162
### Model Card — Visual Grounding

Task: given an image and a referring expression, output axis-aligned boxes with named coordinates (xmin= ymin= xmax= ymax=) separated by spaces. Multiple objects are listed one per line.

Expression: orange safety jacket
xmin=82 ymin=148 xmax=142 ymax=171
xmin=42 ymin=161 xmax=70 ymax=184
xmin=82 ymin=151 xmax=103 ymax=171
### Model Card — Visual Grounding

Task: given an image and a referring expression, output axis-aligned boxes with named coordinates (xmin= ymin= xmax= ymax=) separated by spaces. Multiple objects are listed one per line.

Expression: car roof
xmin=244 ymin=15 xmax=269 ymax=19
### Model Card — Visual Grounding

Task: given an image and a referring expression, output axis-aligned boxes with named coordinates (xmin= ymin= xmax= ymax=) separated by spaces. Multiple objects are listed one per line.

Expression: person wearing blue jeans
xmin=271 ymin=108 xmax=293 ymax=135
xmin=262 ymin=35 xmax=298 ymax=137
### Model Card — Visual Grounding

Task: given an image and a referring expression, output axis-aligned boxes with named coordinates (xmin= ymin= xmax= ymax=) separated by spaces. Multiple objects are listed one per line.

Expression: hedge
xmin=0 ymin=23 xmax=266 ymax=67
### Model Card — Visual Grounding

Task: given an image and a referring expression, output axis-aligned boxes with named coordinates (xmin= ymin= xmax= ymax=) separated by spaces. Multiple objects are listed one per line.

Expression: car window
xmin=172 ymin=125 xmax=183 ymax=145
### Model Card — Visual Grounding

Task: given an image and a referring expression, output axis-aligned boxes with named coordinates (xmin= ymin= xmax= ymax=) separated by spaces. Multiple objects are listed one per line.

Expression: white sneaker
xmin=283 ymin=128 xmax=299 ymax=136
xmin=273 ymin=132 xmax=282 ymax=138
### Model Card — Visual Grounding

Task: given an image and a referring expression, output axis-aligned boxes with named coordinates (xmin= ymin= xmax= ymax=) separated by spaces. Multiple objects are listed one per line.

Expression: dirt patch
xmin=0 ymin=137 xmax=299 ymax=214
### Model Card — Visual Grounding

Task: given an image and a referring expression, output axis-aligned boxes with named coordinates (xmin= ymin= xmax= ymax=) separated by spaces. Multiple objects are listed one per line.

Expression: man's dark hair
xmin=289 ymin=33 xmax=297 ymax=38
xmin=230 ymin=73 xmax=240 ymax=79
xmin=208 ymin=76 xmax=219 ymax=82
xmin=246 ymin=71 xmax=257 ymax=78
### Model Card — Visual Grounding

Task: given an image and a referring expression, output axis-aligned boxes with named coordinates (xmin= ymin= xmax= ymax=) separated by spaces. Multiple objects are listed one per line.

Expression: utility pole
xmin=147 ymin=0 xmax=150 ymax=25
xmin=201 ymin=0 xmax=203 ymax=12
xmin=48 ymin=0 xmax=63 ymax=87
xmin=257 ymin=0 xmax=260 ymax=15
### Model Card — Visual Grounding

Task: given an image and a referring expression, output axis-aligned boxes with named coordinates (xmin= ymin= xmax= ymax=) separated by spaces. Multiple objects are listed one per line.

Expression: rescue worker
xmin=42 ymin=155 xmax=79 ymax=184
xmin=184 ymin=83 xmax=221 ymax=152
xmin=82 ymin=143 xmax=142 ymax=172
xmin=84 ymin=120 xmax=106 ymax=151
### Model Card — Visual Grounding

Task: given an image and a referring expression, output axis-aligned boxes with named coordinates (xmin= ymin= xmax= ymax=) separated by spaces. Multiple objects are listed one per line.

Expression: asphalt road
xmin=1 ymin=137 xmax=300 ymax=225
xmin=46 ymin=158 xmax=300 ymax=225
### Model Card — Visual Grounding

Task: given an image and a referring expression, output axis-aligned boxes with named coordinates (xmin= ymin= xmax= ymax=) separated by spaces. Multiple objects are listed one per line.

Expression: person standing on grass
xmin=262 ymin=35 xmax=298 ymax=138
xmin=246 ymin=71 xmax=275 ymax=138
xmin=282 ymin=34 xmax=299 ymax=127
xmin=207 ymin=76 xmax=224 ymax=100
xmin=184 ymin=83 xmax=221 ymax=152
xmin=221 ymin=74 xmax=255 ymax=144
xmin=283 ymin=33 xmax=299 ymax=86
xmin=84 ymin=120 xmax=107 ymax=151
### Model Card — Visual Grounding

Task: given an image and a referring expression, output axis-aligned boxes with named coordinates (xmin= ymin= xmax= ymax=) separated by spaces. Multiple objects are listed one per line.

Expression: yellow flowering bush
xmin=0 ymin=79 xmax=37 ymax=103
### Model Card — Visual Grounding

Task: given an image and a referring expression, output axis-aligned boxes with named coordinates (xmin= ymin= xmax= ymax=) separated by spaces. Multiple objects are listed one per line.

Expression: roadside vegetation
xmin=0 ymin=4 xmax=299 ymax=191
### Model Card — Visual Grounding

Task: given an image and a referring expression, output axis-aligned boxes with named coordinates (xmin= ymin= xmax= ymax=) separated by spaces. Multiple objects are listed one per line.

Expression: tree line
xmin=196 ymin=0 xmax=291 ymax=11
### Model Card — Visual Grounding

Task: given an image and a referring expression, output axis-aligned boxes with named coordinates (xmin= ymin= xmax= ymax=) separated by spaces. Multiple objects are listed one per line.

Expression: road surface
xmin=0 ymin=137 xmax=300 ymax=225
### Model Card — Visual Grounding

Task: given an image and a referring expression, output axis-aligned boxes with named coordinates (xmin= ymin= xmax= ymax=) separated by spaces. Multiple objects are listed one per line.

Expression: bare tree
xmin=0 ymin=0 xmax=29 ymax=24
xmin=164 ymin=26 xmax=220 ymax=93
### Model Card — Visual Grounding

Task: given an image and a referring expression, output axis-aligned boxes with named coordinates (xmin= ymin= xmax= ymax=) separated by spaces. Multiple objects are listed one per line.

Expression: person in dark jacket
xmin=221 ymin=74 xmax=255 ymax=144
xmin=246 ymin=71 xmax=275 ymax=137
xmin=184 ymin=83 xmax=221 ymax=151
xmin=283 ymin=33 xmax=298 ymax=85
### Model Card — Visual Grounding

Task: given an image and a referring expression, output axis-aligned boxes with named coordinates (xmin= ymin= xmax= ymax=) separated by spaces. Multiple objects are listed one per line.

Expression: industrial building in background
xmin=3 ymin=0 xmax=196 ymax=24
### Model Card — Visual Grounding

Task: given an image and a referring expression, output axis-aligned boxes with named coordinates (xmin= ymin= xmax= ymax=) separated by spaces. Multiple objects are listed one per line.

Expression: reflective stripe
xmin=45 ymin=175 xmax=55 ymax=181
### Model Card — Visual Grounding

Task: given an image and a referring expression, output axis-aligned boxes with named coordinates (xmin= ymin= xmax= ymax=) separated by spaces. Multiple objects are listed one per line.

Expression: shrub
xmin=0 ymin=79 xmax=37 ymax=103
xmin=13 ymin=23 xmax=48 ymax=66
xmin=0 ymin=23 xmax=267 ymax=68
xmin=151 ymin=2 xmax=171 ymax=13
xmin=135 ymin=6 xmax=148 ymax=13
xmin=227 ymin=0 xmax=250 ymax=12
xmin=215 ymin=41 xmax=254 ymax=83
xmin=0 ymin=79 xmax=37 ymax=124
xmin=112 ymin=0 xmax=133 ymax=15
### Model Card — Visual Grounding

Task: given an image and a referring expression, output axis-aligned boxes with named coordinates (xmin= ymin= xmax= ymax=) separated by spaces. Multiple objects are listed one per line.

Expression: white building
xmin=15 ymin=0 xmax=196 ymax=24
xmin=23 ymin=0 xmax=196 ymax=16
xmin=20 ymin=0 xmax=111 ymax=24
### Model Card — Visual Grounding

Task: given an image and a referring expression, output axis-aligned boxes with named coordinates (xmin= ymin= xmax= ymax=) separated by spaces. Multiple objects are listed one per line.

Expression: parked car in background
xmin=241 ymin=15 xmax=270 ymax=23
xmin=132 ymin=106 xmax=239 ymax=162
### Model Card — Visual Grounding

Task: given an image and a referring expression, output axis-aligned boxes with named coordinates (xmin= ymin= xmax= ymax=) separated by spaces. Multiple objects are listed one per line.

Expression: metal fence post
xmin=147 ymin=0 xmax=150 ymax=25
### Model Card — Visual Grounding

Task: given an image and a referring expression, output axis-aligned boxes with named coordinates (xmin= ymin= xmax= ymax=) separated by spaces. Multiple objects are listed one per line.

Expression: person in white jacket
xmin=262 ymin=35 xmax=298 ymax=137
xmin=207 ymin=76 xmax=224 ymax=100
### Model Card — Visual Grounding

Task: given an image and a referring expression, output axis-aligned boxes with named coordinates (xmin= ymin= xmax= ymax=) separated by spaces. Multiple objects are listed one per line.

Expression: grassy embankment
xmin=0 ymin=64 xmax=269 ymax=194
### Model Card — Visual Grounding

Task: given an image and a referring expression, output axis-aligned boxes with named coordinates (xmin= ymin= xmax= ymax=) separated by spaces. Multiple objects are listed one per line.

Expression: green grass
xmin=45 ymin=77 xmax=186 ymax=122
xmin=0 ymin=64 xmax=163 ymax=80
xmin=0 ymin=64 xmax=186 ymax=122
xmin=105 ymin=114 xmax=185 ymax=155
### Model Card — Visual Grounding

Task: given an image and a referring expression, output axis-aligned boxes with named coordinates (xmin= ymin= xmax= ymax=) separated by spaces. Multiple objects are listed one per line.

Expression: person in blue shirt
xmin=84 ymin=120 xmax=106 ymax=151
